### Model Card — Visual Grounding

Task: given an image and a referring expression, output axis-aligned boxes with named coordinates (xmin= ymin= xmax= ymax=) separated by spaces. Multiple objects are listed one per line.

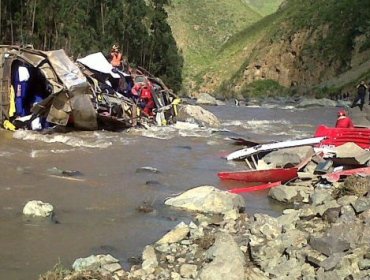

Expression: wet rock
xmin=177 ymin=104 xmax=221 ymax=128
xmin=136 ymin=201 xmax=154 ymax=213
xmin=198 ymin=232 xmax=245 ymax=280
xmin=135 ymin=166 xmax=160 ymax=174
xmin=165 ymin=186 xmax=245 ymax=214
xmin=145 ymin=180 xmax=162 ymax=186
xmin=62 ymin=170 xmax=83 ymax=177
xmin=23 ymin=200 xmax=54 ymax=217
xmin=156 ymin=222 xmax=190 ymax=244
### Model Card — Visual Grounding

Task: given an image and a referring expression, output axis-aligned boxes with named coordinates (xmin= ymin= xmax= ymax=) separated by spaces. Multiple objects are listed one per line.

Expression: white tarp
xmin=77 ymin=52 xmax=123 ymax=78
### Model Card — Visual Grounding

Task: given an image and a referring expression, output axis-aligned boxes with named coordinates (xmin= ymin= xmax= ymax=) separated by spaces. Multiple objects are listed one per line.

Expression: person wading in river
xmin=335 ymin=110 xmax=354 ymax=128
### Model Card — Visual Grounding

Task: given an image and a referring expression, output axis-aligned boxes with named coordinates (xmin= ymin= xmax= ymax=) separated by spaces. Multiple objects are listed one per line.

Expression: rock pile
xmin=45 ymin=178 xmax=370 ymax=279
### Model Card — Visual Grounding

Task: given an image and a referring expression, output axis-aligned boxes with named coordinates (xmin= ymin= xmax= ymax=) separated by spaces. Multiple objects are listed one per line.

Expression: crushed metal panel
xmin=70 ymin=94 xmax=98 ymax=130
xmin=46 ymin=50 xmax=88 ymax=92
xmin=46 ymin=91 xmax=72 ymax=126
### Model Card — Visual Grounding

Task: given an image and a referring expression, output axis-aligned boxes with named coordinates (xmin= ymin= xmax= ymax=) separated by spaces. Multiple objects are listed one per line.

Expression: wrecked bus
xmin=0 ymin=45 xmax=179 ymax=132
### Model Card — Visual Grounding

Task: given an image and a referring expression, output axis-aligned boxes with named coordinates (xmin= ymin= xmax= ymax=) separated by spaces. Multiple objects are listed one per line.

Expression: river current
xmin=0 ymin=102 xmax=337 ymax=279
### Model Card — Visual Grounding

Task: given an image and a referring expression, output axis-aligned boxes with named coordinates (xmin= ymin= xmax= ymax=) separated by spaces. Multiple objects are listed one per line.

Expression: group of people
xmin=107 ymin=44 xmax=155 ymax=117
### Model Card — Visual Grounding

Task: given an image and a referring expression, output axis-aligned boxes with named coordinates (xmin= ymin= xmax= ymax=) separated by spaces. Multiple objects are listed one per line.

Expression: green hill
xmin=167 ymin=0 xmax=283 ymax=95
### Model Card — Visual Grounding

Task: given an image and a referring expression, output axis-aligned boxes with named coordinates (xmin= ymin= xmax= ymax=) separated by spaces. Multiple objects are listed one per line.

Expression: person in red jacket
xmin=335 ymin=110 xmax=354 ymax=128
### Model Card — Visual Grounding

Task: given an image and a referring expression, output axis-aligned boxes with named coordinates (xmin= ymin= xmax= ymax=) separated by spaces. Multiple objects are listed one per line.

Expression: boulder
xmin=198 ymin=232 xmax=245 ymax=280
xmin=176 ymin=104 xmax=220 ymax=127
xmin=196 ymin=93 xmax=218 ymax=106
xmin=268 ymin=185 xmax=312 ymax=203
xmin=23 ymin=200 xmax=54 ymax=217
xmin=165 ymin=186 xmax=245 ymax=214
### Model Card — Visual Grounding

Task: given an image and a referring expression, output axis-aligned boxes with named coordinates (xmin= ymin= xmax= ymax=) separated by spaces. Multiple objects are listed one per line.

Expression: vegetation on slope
xmin=243 ymin=0 xmax=283 ymax=16
xmin=219 ymin=0 xmax=370 ymax=98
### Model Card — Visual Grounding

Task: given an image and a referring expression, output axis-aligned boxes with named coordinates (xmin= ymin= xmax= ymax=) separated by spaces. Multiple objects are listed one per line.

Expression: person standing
xmin=335 ymin=110 xmax=354 ymax=128
xmin=109 ymin=44 xmax=123 ymax=69
xmin=351 ymin=81 xmax=368 ymax=111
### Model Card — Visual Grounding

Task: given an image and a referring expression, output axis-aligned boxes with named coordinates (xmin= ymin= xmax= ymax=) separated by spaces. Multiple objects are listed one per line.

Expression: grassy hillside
xmin=243 ymin=0 xmax=283 ymax=16
xmin=167 ymin=0 xmax=260 ymax=95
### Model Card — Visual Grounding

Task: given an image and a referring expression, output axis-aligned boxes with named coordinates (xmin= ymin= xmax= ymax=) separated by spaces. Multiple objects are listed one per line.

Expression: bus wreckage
xmin=0 ymin=45 xmax=180 ymax=132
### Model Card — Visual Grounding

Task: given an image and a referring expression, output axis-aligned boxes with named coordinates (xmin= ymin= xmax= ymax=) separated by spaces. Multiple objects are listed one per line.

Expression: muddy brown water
xmin=0 ymin=103 xmax=337 ymax=279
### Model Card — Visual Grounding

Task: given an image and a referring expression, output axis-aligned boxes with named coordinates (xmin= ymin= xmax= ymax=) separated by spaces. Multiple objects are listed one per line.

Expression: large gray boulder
xmin=198 ymin=232 xmax=245 ymax=280
xmin=177 ymin=104 xmax=221 ymax=127
xmin=165 ymin=186 xmax=245 ymax=214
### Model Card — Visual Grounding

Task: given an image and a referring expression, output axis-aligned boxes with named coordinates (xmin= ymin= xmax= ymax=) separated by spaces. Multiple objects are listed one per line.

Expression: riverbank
xmin=41 ymin=173 xmax=370 ymax=279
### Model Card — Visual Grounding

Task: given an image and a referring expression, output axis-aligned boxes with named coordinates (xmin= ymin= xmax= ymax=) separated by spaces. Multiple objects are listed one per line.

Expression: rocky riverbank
xmin=40 ymin=174 xmax=370 ymax=279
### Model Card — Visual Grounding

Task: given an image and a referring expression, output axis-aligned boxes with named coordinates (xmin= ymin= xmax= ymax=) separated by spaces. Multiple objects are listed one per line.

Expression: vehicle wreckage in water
xmin=0 ymin=45 xmax=179 ymax=131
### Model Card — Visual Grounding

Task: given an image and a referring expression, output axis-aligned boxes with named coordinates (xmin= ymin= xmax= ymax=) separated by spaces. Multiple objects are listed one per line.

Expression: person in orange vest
xmin=109 ymin=44 xmax=123 ymax=69
xmin=335 ymin=110 xmax=354 ymax=128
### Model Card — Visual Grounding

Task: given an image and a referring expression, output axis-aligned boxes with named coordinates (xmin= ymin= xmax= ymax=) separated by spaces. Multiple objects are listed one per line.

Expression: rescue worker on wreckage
xmin=108 ymin=44 xmax=123 ymax=70
xmin=131 ymin=81 xmax=155 ymax=117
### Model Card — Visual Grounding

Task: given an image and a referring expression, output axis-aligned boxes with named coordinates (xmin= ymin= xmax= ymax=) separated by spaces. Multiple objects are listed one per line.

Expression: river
xmin=0 ymin=102 xmax=337 ymax=279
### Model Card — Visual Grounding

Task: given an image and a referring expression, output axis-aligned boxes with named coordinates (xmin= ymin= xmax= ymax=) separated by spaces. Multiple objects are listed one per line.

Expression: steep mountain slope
xmin=221 ymin=0 xmax=370 ymax=98
xmin=167 ymin=0 xmax=283 ymax=95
